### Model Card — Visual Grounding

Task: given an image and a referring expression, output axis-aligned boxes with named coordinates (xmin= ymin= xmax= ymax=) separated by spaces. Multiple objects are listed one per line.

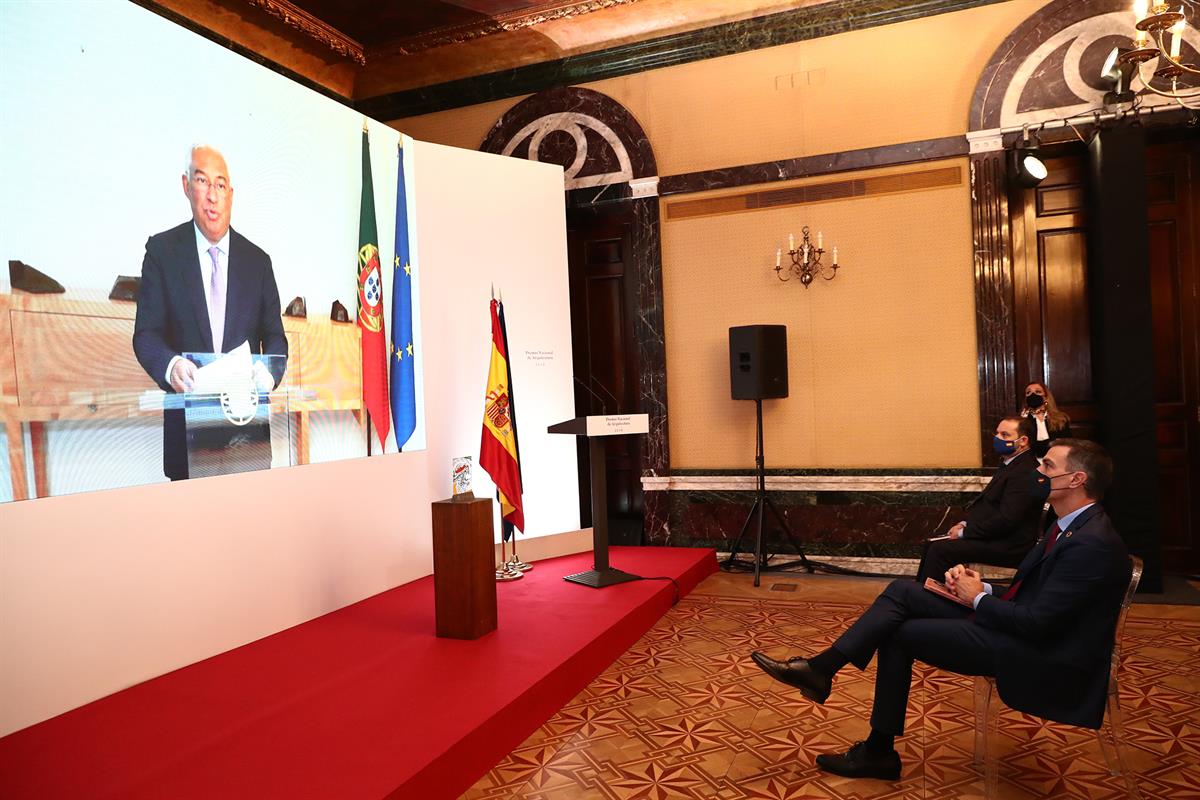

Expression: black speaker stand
xmin=723 ymin=398 xmax=812 ymax=586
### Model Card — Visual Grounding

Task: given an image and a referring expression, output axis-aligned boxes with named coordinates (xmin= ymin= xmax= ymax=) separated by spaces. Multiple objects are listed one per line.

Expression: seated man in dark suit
xmin=750 ymin=439 xmax=1130 ymax=780
xmin=133 ymin=144 xmax=288 ymax=481
xmin=915 ymin=415 xmax=1043 ymax=582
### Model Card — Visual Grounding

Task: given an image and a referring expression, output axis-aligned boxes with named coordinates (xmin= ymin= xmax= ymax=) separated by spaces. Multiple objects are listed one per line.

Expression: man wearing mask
xmin=749 ymin=439 xmax=1130 ymax=780
xmin=915 ymin=416 xmax=1043 ymax=582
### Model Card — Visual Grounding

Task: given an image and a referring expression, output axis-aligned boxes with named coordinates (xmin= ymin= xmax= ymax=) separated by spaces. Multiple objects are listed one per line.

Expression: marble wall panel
xmin=655 ymin=488 xmax=975 ymax=558
xmin=659 ymin=136 xmax=968 ymax=196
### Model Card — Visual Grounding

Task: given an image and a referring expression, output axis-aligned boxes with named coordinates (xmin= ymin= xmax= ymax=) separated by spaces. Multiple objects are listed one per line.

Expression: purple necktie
xmin=208 ymin=246 xmax=225 ymax=353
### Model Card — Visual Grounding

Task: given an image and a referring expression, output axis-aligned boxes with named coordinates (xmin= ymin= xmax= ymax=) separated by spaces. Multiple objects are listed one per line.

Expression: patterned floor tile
xmin=463 ymin=572 xmax=1200 ymax=799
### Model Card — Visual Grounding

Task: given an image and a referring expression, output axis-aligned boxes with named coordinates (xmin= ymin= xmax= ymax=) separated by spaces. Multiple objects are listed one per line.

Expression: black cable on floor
xmin=720 ymin=554 xmax=910 ymax=580
xmin=638 ymin=576 xmax=681 ymax=605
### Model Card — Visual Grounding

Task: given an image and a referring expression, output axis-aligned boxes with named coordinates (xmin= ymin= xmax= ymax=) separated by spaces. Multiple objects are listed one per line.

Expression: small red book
xmin=924 ymin=578 xmax=974 ymax=609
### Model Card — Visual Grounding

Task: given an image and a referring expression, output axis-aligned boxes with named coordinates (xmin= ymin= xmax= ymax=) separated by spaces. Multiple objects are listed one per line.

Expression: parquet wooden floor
xmin=463 ymin=570 xmax=1200 ymax=799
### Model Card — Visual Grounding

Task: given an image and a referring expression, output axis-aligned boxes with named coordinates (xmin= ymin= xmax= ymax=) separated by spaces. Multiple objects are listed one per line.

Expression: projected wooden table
xmin=0 ymin=290 xmax=362 ymax=500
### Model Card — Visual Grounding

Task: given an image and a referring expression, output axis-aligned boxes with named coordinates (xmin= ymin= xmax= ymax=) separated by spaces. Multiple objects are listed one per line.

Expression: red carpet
xmin=0 ymin=546 xmax=716 ymax=799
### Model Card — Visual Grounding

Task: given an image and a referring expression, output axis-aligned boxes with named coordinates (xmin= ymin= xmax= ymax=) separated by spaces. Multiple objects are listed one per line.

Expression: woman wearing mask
xmin=1021 ymin=381 xmax=1072 ymax=459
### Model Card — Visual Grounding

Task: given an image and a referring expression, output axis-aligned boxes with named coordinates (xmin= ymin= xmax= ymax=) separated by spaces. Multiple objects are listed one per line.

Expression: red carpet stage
xmin=0 ymin=546 xmax=716 ymax=799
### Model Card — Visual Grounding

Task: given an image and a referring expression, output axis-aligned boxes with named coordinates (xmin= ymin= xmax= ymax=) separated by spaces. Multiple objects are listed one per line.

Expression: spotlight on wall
xmin=1101 ymin=46 xmax=1138 ymax=108
xmin=1009 ymin=125 xmax=1047 ymax=188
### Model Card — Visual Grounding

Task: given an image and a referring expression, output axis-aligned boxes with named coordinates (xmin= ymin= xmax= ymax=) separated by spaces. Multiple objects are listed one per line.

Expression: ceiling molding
xmin=356 ymin=0 xmax=1009 ymax=120
xmin=371 ymin=0 xmax=648 ymax=58
xmin=245 ymin=0 xmax=365 ymax=65
xmin=131 ymin=0 xmax=354 ymax=103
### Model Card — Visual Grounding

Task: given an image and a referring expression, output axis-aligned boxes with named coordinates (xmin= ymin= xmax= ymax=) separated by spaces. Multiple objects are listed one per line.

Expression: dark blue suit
xmin=833 ymin=504 xmax=1129 ymax=734
xmin=916 ymin=449 xmax=1044 ymax=581
xmin=133 ymin=221 xmax=289 ymax=480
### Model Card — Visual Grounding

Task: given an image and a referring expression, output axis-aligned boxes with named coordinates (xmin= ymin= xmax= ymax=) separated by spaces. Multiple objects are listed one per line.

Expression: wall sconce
xmin=774 ymin=226 xmax=840 ymax=287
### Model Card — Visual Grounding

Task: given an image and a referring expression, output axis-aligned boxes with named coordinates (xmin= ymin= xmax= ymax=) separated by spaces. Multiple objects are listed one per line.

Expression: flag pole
xmin=497 ymin=290 xmax=531 ymax=573
xmin=482 ymin=290 xmax=524 ymax=581
xmin=496 ymin=522 xmax=522 ymax=581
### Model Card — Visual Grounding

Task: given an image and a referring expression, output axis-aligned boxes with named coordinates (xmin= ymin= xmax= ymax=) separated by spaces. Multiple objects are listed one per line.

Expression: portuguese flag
xmin=357 ymin=126 xmax=390 ymax=448
xmin=479 ymin=298 xmax=524 ymax=532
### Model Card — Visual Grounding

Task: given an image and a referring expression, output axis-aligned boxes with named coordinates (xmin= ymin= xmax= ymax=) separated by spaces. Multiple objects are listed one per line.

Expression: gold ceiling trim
xmin=245 ymin=0 xmax=366 ymax=65
xmin=371 ymin=0 xmax=648 ymax=58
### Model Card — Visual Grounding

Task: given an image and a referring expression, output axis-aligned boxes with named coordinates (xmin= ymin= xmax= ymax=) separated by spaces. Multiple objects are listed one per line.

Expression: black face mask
xmin=1026 ymin=394 xmax=1045 ymax=409
xmin=1029 ymin=471 xmax=1052 ymax=503
xmin=1030 ymin=470 xmax=1079 ymax=502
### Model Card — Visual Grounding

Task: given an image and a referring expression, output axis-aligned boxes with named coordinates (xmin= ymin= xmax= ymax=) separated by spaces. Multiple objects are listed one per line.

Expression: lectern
xmin=169 ymin=353 xmax=289 ymax=479
xmin=548 ymin=414 xmax=649 ymax=588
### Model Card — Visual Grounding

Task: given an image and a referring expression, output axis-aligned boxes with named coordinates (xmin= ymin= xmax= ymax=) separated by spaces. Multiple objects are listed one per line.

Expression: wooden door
xmin=1011 ymin=155 xmax=1098 ymax=440
xmin=1145 ymin=140 xmax=1200 ymax=572
xmin=1010 ymin=139 xmax=1200 ymax=572
xmin=566 ymin=203 xmax=644 ymax=544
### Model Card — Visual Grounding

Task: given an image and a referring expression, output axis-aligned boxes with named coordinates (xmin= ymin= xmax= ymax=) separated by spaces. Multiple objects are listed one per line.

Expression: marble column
xmin=630 ymin=194 xmax=673 ymax=543
xmin=969 ymin=144 xmax=1017 ymax=452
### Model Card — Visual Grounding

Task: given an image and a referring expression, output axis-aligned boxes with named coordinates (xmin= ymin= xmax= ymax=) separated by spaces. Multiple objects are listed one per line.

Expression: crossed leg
xmin=870 ymin=617 xmax=998 ymax=735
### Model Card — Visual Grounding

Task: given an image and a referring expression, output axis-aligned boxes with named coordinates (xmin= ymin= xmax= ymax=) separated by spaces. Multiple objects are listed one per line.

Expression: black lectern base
xmin=563 ymin=568 xmax=642 ymax=588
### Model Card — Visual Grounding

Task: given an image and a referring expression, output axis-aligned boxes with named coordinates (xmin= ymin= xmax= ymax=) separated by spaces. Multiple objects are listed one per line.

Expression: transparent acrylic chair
xmin=972 ymin=555 xmax=1143 ymax=799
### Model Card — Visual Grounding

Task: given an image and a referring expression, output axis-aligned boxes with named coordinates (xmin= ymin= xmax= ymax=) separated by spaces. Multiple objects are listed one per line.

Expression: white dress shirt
xmin=164 ymin=225 xmax=231 ymax=385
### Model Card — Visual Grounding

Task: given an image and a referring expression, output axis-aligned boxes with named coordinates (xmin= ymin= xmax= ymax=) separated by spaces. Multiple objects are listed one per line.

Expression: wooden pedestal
xmin=431 ymin=496 xmax=497 ymax=639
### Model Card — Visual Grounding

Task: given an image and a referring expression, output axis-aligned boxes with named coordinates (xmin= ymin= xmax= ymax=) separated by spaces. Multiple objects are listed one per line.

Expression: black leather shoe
xmin=749 ymin=651 xmax=832 ymax=704
xmin=816 ymin=741 xmax=902 ymax=780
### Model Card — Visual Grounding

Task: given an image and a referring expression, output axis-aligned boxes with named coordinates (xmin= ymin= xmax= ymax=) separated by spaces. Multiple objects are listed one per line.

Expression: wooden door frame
xmin=565 ymin=196 xmax=660 ymax=536
xmin=972 ymin=132 xmax=1200 ymax=573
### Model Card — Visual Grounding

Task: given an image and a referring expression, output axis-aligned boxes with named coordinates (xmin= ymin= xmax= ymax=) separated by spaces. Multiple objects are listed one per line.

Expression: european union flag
xmin=390 ymin=136 xmax=416 ymax=450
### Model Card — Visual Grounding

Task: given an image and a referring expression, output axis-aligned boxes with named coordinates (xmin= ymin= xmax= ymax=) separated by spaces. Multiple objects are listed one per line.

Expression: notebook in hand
xmin=923 ymin=577 xmax=974 ymax=609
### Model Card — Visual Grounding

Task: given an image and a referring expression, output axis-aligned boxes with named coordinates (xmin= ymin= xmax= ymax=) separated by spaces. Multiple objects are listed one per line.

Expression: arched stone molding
xmin=480 ymin=87 xmax=657 ymax=189
xmin=969 ymin=0 xmax=1199 ymax=133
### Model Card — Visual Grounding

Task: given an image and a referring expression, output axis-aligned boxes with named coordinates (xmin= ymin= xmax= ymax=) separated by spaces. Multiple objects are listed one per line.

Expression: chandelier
xmin=1118 ymin=1 xmax=1200 ymax=108
xmin=774 ymin=226 xmax=840 ymax=287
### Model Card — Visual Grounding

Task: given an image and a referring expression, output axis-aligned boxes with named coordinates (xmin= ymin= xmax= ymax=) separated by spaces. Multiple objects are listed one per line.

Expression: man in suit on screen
xmin=749 ymin=439 xmax=1130 ymax=779
xmin=133 ymin=144 xmax=288 ymax=481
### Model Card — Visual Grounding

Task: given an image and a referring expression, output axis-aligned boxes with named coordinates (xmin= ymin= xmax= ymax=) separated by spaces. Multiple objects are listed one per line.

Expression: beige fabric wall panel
xmin=393 ymin=1 xmax=1049 ymax=171
xmin=392 ymin=95 xmax=526 ymax=154
xmin=662 ymin=159 xmax=981 ymax=469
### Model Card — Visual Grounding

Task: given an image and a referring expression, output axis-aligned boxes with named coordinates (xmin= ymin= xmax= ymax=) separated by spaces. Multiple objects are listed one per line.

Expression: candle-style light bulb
xmin=1170 ymin=18 xmax=1185 ymax=58
xmin=817 ymin=231 xmax=823 ymax=250
xmin=776 ymin=248 xmax=782 ymax=267
xmin=789 ymin=233 xmax=795 ymax=252
xmin=833 ymin=246 xmax=839 ymax=265
xmin=1132 ymin=0 xmax=1149 ymax=45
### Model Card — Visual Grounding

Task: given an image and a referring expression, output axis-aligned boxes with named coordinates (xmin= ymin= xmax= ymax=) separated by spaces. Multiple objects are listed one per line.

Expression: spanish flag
xmin=479 ymin=298 xmax=524 ymax=532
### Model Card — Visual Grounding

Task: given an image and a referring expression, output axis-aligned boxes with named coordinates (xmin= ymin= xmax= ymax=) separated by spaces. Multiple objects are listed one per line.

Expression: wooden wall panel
xmin=1038 ymin=229 xmax=1091 ymax=405
xmin=1011 ymin=155 xmax=1096 ymax=438
xmin=1145 ymin=142 xmax=1199 ymax=571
